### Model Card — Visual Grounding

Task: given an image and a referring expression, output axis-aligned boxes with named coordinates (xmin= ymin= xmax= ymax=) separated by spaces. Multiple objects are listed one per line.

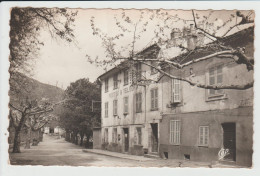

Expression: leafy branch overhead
xmin=9 ymin=8 xmax=78 ymax=75
xmin=88 ymin=10 xmax=254 ymax=90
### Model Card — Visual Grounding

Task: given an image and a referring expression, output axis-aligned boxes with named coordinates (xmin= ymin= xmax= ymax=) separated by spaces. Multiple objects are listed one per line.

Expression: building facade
xmin=99 ymin=44 xmax=164 ymax=155
xmin=159 ymin=27 xmax=254 ymax=166
xmin=98 ymin=26 xmax=254 ymax=166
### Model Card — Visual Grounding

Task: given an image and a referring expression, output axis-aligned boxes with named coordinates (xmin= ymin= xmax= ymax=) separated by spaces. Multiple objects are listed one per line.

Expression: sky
xmin=31 ymin=9 xmax=254 ymax=89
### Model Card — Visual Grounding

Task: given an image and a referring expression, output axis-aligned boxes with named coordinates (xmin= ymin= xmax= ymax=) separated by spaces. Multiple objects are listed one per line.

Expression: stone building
xmin=98 ymin=26 xmax=254 ymax=166
xmin=159 ymin=27 xmax=254 ymax=167
xmin=98 ymin=44 xmax=164 ymax=156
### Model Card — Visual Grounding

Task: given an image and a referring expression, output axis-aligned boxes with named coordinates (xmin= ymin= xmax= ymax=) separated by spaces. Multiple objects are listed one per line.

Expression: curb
xmin=82 ymin=149 xmax=153 ymax=161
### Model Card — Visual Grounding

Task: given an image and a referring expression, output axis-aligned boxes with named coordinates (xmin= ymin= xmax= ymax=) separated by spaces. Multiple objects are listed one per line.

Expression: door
xmin=151 ymin=123 xmax=158 ymax=153
xmin=49 ymin=127 xmax=54 ymax=134
xmin=123 ymin=128 xmax=129 ymax=152
xmin=222 ymin=123 xmax=236 ymax=161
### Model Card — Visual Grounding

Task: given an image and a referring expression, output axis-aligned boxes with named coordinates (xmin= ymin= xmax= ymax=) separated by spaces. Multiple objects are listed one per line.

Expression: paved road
xmin=10 ymin=134 xmax=143 ymax=166
xmin=9 ymin=134 xmax=232 ymax=167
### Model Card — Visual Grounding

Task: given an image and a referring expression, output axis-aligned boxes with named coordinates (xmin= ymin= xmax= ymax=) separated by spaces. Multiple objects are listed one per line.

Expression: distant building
xmin=44 ymin=117 xmax=65 ymax=136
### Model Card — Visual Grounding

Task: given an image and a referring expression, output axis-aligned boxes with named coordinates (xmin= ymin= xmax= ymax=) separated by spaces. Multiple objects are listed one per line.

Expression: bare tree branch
xmin=9 ymin=103 xmax=23 ymax=112
xmin=29 ymin=108 xmax=53 ymax=116
xmin=192 ymin=10 xmax=219 ymax=40
xmin=140 ymin=61 xmax=253 ymax=90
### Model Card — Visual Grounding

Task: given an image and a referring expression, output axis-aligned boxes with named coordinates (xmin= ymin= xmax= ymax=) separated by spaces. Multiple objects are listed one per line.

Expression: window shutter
xmin=170 ymin=120 xmax=180 ymax=144
xmin=170 ymin=121 xmax=173 ymax=144
xmin=112 ymin=129 xmax=115 ymax=143
xmin=113 ymin=100 xmax=115 ymax=115
xmin=199 ymin=127 xmax=204 ymax=145
xmin=124 ymin=97 xmax=128 ymax=113
xmin=129 ymin=68 xmax=133 ymax=85
xmin=204 ymin=127 xmax=209 ymax=145
xmin=176 ymin=121 xmax=180 ymax=144
xmin=151 ymin=90 xmax=154 ymax=109
xmin=174 ymin=121 xmax=178 ymax=144
xmin=105 ymin=102 xmax=108 ymax=117
xmin=134 ymin=128 xmax=137 ymax=144
xmin=115 ymin=100 xmax=117 ymax=115
xmin=208 ymin=65 xmax=224 ymax=95
xmin=199 ymin=126 xmax=209 ymax=146
xmin=155 ymin=89 xmax=158 ymax=108
xmin=113 ymin=100 xmax=117 ymax=115
xmin=172 ymin=79 xmax=181 ymax=103
xmin=132 ymin=68 xmax=136 ymax=84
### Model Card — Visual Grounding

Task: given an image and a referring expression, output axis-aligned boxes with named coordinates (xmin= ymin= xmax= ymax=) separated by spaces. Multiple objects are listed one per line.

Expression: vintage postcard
xmin=0 ymin=1 xmax=259 ymax=176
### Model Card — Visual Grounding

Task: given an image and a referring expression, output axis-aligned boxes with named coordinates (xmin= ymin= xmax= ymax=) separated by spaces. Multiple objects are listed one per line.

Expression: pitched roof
xmin=98 ymin=43 xmax=161 ymax=80
xmin=171 ymin=26 xmax=254 ymax=65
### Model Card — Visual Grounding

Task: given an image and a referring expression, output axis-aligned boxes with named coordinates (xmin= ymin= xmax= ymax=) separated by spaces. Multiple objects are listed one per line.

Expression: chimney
xmin=186 ymin=23 xmax=197 ymax=50
xmin=170 ymin=28 xmax=180 ymax=46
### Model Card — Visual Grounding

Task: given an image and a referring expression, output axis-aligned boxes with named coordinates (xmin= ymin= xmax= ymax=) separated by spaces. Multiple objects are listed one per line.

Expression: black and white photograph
xmin=0 ymin=1 xmax=258 ymax=174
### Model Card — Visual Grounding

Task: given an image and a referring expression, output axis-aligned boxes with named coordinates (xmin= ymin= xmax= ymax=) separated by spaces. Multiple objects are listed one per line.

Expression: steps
xmin=144 ymin=152 xmax=160 ymax=159
xmin=219 ymin=160 xmax=236 ymax=166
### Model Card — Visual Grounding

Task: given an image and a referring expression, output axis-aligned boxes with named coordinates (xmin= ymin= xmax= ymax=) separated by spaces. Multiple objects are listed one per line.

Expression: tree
xmin=9 ymin=99 xmax=53 ymax=152
xmin=87 ymin=10 xmax=254 ymax=90
xmin=8 ymin=8 xmax=77 ymax=153
xmin=9 ymin=7 xmax=77 ymax=75
xmin=59 ymin=78 xmax=101 ymax=147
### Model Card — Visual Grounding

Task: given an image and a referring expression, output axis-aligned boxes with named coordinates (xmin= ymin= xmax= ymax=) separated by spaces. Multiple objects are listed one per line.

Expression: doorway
xmin=49 ymin=127 xmax=54 ymax=134
xmin=151 ymin=123 xmax=158 ymax=153
xmin=222 ymin=123 xmax=236 ymax=161
xmin=123 ymin=128 xmax=129 ymax=152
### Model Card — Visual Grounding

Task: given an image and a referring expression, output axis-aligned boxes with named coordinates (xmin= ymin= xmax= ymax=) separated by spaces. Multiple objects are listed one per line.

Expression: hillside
xmin=9 ymin=72 xmax=64 ymax=106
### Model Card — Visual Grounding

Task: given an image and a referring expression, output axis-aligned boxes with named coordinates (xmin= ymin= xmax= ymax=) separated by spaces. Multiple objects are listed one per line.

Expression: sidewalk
xmin=82 ymin=149 xmax=242 ymax=168
xmin=82 ymin=149 xmax=156 ymax=161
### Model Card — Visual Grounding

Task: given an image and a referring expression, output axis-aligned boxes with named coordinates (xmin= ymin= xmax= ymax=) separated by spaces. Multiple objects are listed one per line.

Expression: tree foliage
xmin=58 ymin=78 xmax=101 ymax=146
xmin=9 ymin=7 xmax=77 ymax=74
xmin=8 ymin=7 xmax=77 ymax=152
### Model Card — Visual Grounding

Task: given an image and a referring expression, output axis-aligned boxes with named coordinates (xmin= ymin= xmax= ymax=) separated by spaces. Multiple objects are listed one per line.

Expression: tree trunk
xmin=37 ymin=130 xmax=40 ymax=143
xmin=75 ymin=133 xmax=78 ymax=145
xmin=86 ymin=134 xmax=90 ymax=148
xmin=12 ymin=129 xmax=21 ymax=153
xmin=65 ymin=131 xmax=69 ymax=141
xmin=80 ymin=133 xmax=84 ymax=146
xmin=12 ymin=110 xmax=28 ymax=153
xmin=24 ymin=127 xmax=31 ymax=149
xmin=71 ymin=133 xmax=75 ymax=143
xmin=39 ymin=131 xmax=43 ymax=142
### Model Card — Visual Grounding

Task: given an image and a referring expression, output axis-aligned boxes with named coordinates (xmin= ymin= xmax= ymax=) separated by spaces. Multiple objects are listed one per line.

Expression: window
xmin=105 ymin=102 xmax=108 ymax=118
xmin=170 ymin=120 xmax=181 ymax=145
xmin=113 ymin=74 xmax=118 ymax=89
xmin=151 ymin=61 xmax=158 ymax=75
xmin=136 ymin=93 xmax=142 ymax=113
xmin=199 ymin=126 xmax=209 ymax=146
xmin=136 ymin=127 xmax=142 ymax=145
xmin=151 ymin=88 xmax=158 ymax=110
xmin=136 ymin=63 xmax=142 ymax=81
xmin=123 ymin=97 xmax=129 ymax=114
xmin=124 ymin=69 xmax=129 ymax=85
xmin=172 ymin=79 xmax=181 ymax=103
xmin=105 ymin=78 xmax=109 ymax=92
xmin=104 ymin=128 xmax=108 ymax=143
xmin=112 ymin=128 xmax=117 ymax=143
xmin=113 ymin=100 xmax=118 ymax=116
xmin=209 ymin=65 xmax=223 ymax=96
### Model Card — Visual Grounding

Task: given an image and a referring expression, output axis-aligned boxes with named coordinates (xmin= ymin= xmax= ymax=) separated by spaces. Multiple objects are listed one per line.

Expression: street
xmin=9 ymin=134 xmax=235 ymax=167
xmin=9 ymin=134 xmax=141 ymax=167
